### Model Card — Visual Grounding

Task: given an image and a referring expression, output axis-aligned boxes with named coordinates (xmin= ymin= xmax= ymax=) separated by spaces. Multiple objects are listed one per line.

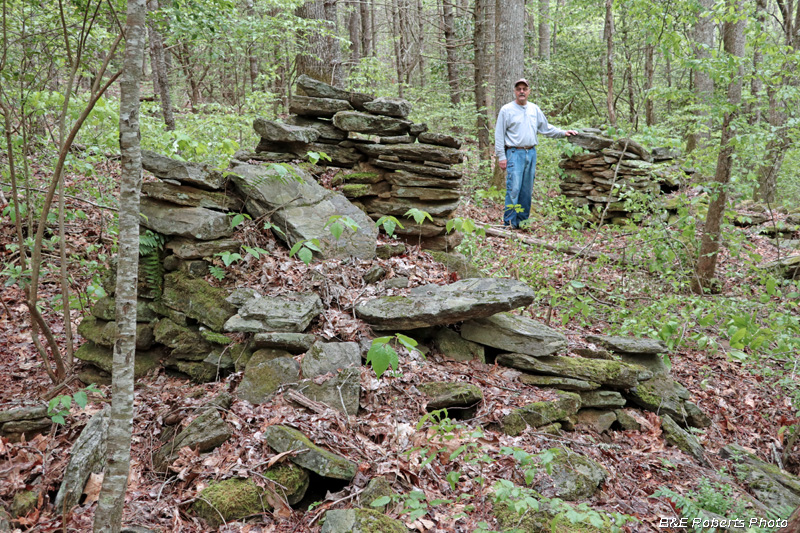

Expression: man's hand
xmin=499 ymin=160 xmax=507 ymax=170
xmin=564 ymin=130 xmax=579 ymax=136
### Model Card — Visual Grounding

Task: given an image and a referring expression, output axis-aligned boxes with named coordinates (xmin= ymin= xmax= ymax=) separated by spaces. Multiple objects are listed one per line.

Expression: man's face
xmin=515 ymin=84 xmax=530 ymax=105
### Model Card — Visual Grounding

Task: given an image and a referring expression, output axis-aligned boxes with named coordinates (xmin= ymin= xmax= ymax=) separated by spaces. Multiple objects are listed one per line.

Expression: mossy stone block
xmin=193 ymin=478 xmax=269 ymax=527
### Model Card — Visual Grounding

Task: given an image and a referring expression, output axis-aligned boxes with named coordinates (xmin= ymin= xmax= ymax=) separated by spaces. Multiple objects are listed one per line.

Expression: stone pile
xmin=559 ymin=132 xmax=684 ymax=224
xmin=238 ymin=74 xmax=465 ymax=251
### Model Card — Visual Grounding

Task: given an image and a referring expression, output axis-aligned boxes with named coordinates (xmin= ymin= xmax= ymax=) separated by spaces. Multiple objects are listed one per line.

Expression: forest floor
xmin=1 ymin=158 xmax=799 ymax=532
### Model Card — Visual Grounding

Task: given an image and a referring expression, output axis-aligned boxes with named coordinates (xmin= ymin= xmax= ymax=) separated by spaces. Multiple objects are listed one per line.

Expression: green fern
xmin=139 ymin=230 xmax=166 ymax=257
xmin=139 ymin=230 xmax=166 ymax=296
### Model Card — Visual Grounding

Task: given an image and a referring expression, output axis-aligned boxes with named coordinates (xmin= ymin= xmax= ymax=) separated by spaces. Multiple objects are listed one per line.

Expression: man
xmin=495 ymin=78 xmax=577 ymax=229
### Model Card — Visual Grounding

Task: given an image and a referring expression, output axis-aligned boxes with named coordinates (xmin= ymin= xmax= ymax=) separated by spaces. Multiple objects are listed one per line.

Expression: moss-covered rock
xmin=193 ymin=478 xmax=269 ymax=527
xmin=502 ymin=391 xmax=581 ymax=436
xmin=320 ymin=508 xmax=407 ymax=533
xmin=536 ymin=448 xmax=607 ymax=501
xmin=492 ymin=490 xmax=610 ymax=532
xmin=519 ymin=374 xmax=600 ymax=391
xmin=461 ymin=313 xmax=567 ymax=357
xmin=91 ymin=297 xmax=159 ymax=322
xmin=574 ymin=409 xmax=617 ymax=433
xmin=75 ymin=342 xmax=163 ymax=379
xmin=427 ymin=250 xmax=482 ymax=279
xmin=661 ymin=414 xmax=708 ymax=465
xmin=162 ymin=271 xmax=236 ymax=332
xmin=418 ymin=381 xmax=483 ymax=411
xmin=237 ymin=356 xmax=299 ymax=404
xmin=376 ymin=242 xmax=406 ymax=259
xmin=263 ymin=425 xmax=357 ymax=480
xmin=11 ymin=490 xmax=38 ymax=518
xmin=77 ymin=316 xmax=154 ymax=350
xmin=497 ymin=354 xmax=650 ymax=389
xmin=264 ymin=463 xmax=309 ymax=505
xmin=721 ymin=444 xmax=800 ymax=514
xmin=431 ymin=328 xmax=485 ymax=362
xmin=359 ymin=477 xmax=396 ymax=510
xmin=627 ymin=375 xmax=710 ymax=428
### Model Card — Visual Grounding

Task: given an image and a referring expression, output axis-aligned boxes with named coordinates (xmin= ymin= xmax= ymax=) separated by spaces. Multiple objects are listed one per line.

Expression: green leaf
xmin=73 ymin=391 xmax=88 ymax=409
xmin=52 ymin=414 xmax=66 ymax=425
xmin=729 ymin=349 xmax=748 ymax=361
xmin=730 ymin=327 xmax=747 ymax=346
xmin=305 ymin=239 xmax=322 ymax=252
xmin=370 ymin=496 xmax=392 ymax=507
xmin=298 ymin=247 xmax=313 ymax=265
xmin=395 ymin=333 xmax=418 ymax=351
xmin=570 ymin=281 xmax=585 ymax=289
xmin=404 ymin=208 xmax=432 ymax=224
xmin=329 ymin=222 xmax=343 ymax=240
xmin=289 ymin=242 xmax=304 ymax=256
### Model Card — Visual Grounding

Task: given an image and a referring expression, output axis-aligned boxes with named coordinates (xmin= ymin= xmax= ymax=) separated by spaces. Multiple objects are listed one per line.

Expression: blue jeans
xmin=503 ymin=147 xmax=537 ymax=228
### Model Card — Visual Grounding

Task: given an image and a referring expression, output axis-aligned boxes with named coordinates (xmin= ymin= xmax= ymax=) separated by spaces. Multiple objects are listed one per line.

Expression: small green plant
xmin=324 ymin=215 xmax=360 ymax=240
xmin=446 ymin=217 xmax=486 ymax=237
xmin=263 ymin=220 xmax=286 ymax=238
xmin=375 ymin=215 xmax=404 ymax=237
xmin=229 ymin=212 xmax=251 ymax=228
xmin=48 ymin=383 xmax=104 ymax=424
xmin=139 ymin=230 xmax=165 ymax=295
xmin=289 ymin=238 xmax=321 ymax=265
xmin=306 ymin=150 xmax=331 ymax=165
xmin=404 ymin=208 xmax=433 ymax=225
xmin=365 ymin=333 xmax=420 ymax=378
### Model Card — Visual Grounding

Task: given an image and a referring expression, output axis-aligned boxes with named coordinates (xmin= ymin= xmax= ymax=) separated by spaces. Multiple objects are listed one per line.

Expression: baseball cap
xmin=514 ymin=78 xmax=529 ymax=88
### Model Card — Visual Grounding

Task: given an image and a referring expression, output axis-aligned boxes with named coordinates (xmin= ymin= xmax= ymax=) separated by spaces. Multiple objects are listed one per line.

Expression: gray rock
xmin=263 ymin=425 xmax=357 ymax=480
xmin=579 ymin=390 xmax=626 ymax=408
xmin=0 ymin=404 xmax=48 ymax=425
xmin=417 ymin=132 xmax=461 ymax=149
xmin=418 ymin=382 xmax=483 ymax=411
xmin=342 ymin=181 xmax=391 ymax=198
xmin=139 ymin=198 xmax=233 ymax=241
xmin=363 ymin=264 xmax=385 ymax=284
xmin=162 ymin=272 xmax=237 ymax=332
xmin=54 ymin=408 xmax=109 ymax=511
xmin=376 ymin=242 xmax=406 ymax=259
xmin=426 ymin=250 xmax=481 ymax=279
xmin=290 ymin=95 xmax=353 ymax=118
xmin=585 ymin=335 xmax=668 ymax=355
xmin=227 ymin=292 xmax=322 ymax=333
xmin=141 ymin=150 xmax=225 ymax=190
xmin=661 ymin=414 xmax=708 ymax=466
xmin=320 ymin=509 xmax=407 ymax=533
xmin=141 ymin=180 xmax=242 ymax=211
xmin=285 ymin=115 xmax=348 ymax=141
xmin=153 ymin=319 xmax=213 ymax=358
xmin=384 ymin=276 xmax=409 ymax=289
xmin=614 ymin=409 xmax=643 ymax=431
xmin=153 ymin=409 xmax=232 ymax=470
xmin=301 ymin=341 xmax=360 ymax=377
xmin=536 ymin=447 xmax=607 ymax=500
xmin=380 ymin=135 xmax=414 ymax=144
xmin=254 ymin=117 xmax=320 ymax=143
xmin=391 ymin=186 xmax=460 ymax=201
xmin=362 ymin=196 xmax=460 ymax=217
xmin=75 ymin=342 xmax=163 ymax=378
xmin=254 ymin=139 xmax=365 ymax=167
xmin=295 ymin=75 xmax=373 ymax=110
xmin=496 ymin=354 xmax=650 ymax=388
xmin=370 ymin=159 xmax=462 ymax=179
xmin=225 ymin=287 xmax=259 ymax=307
xmin=229 ymin=163 xmax=377 ymax=260
xmin=566 ymin=133 xmax=615 ymax=152
xmin=362 ymin=96 xmax=412 ymax=118
xmin=574 ymin=409 xmax=617 ymax=432
xmin=385 ymin=170 xmax=461 ymax=189
xmin=0 ymin=404 xmax=51 ymax=442
xmin=253 ymin=332 xmax=316 ymax=353
xmin=764 ymin=255 xmax=800 ymax=279
xmin=356 ymin=142 xmax=464 ymax=165
xmin=78 ymin=316 xmax=154 ymax=350
xmin=164 ymin=237 xmax=240 ymax=260
xmin=233 ymin=149 xmax=297 ymax=163
xmin=409 ymin=123 xmax=428 ymax=135
xmin=720 ymin=444 xmax=800 ymax=514
xmin=417 ymin=231 xmax=463 ymax=252
xmin=90 ymin=297 xmax=159 ymax=323
xmin=461 ymin=313 xmax=567 ymax=357
xmin=627 ymin=374 xmax=711 ymax=428
xmin=359 ymin=477 xmax=396 ymax=510
xmin=332 ymin=110 xmax=412 ymax=135
xmin=431 ymin=328 xmax=485 ymax=362
xmin=298 ymin=367 xmax=361 ymax=416
xmin=518 ymin=374 xmax=600 ymax=391
xmin=238 ymin=355 xmax=300 ymax=404
xmin=355 ymin=278 xmax=536 ymax=330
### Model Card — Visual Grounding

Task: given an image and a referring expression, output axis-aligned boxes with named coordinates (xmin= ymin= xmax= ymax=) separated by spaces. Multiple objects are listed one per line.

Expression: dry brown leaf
xmin=82 ymin=472 xmax=104 ymax=505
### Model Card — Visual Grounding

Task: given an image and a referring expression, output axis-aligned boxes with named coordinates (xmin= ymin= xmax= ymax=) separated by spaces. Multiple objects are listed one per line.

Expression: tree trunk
xmin=347 ymin=0 xmax=361 ymax=65
xmin=644 ymin=43 xmax=655 ymax=126
xmin=146 ymin=0 xmax=174 ymax=130
xmin=538 ymin=0 xmax=550 ymax=61
xmin=245 ymin=0 xmax=260 ymax=92
xmin=474 ymin=0 xmax=491 ymax=158
xmin=492 ymin=0 xmax=524 ymax=189
xmin=692 ymin=0 xmax=746 ymax=294
xmin=297 ymin=0 xmax=342 ymax=87
xmin=92 ymin=0 xmax=145 ymax=530
xmin=442 ymin=0 xmax=460 ymax=104
xmin=360 ymin=0 xmax=372 ymax=56
xmin=749 ymin=0 xmax=766 ymax=126
xmin=687 ymin=0 xmax=714 ymax=153
xmin=604 ymin=0 xmax=616 ymax=127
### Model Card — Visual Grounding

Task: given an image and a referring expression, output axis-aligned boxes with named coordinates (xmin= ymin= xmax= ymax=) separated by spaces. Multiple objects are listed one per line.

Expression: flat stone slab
xmin=391 ymin=186 xmax=460 ymax=201
xmin=362 ymin=196 xmax=460 ymax=217
xmin=254 ymin=332 xmax=316 ymax=353
xmin=627 ymin=374 xmax=711 ymax=428
xmin=461 ymin=313 xmax=567 ymax=357
xmin=320 ymin=509 xmax=407 ymax=533
xmin=141 ymin=150 xmax=224 ymax=190
xmin=75 ymin=341 xmax=163 ymax=378
xmin=721 ymin=444 xmax=800 ymax=512
xmin=139 ymin=198 xmax=233 ymax=241
xmin=575 ymin=409 xmax=617 ymax=432
xmin=226 ymin=292 xmax=323 ymax=333
xmin=295 ymin=74 xmax=373 ymax=110
xmin=299 ymin=367 xmax=361 ymax=416
xmin=535 ymin=447 xmax=607 ymax=501
xmin=285 ymin=115 xmax=348 ymax=141
xmin=385 ymin=170 xmax=460 ymax=189
xmin=141 ymin=181 xmax=241 ymax=211
xmin=355 ymin=278 xmax=536 ymax=330
xmin=164 ymin=237 xmax=240 ymax=260
xmin=519 ymin=374 xmax=600 ymax=391
xmin=263 ymin=425 xmax=357 ymax=480
xmin=290 ymin=95 xmax=353 ymax=118
xmin=579 ymin=390 xmax=626 ymax=408
xmin=418 ymin=382 xmax=483 ymax=410
xmin=661 ymin=414 xmax=707 ymax=466
xmin=356 ymin=142 xmax=464 ymax=165
xmin=370 ymin=159 xmax=462 ymax=179
xmin=153 ymin=409 xmax=231 ymax=470
xmin=253 ymin=117 xmax=319 ymax=143
xmin=502 ymin=391 xmax=581 ymax=436
xmin=566 ymin=133 xmax=615 ymax=152
xmin=90 ymin=297 xmax=159 ymax=322
xmin=332 ymin=111 xmax=412 ymax=135
xmin=362 ymin=97 xmax=412 ymax=118
xmin=417 ymin=132 xmax=461 ymax=149
xmin=54 ymin=408 xmax=109 ymax=511
xmin=496 ymin=354 xmax=651 ymax=389
xmin=585 ymin=335 xmax=668 ymax=355
xmin=301 ymin=341 xmax=360 ymax=377
xmin=431 ymin=328 xmax=485 ymax=362
xmin=229 ymin=163 xmax=377 ymax=259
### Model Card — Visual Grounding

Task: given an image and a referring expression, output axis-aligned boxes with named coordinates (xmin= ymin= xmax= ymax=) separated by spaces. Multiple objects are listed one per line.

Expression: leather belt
xmin=506 ymin=145 xmax=535 ymax=150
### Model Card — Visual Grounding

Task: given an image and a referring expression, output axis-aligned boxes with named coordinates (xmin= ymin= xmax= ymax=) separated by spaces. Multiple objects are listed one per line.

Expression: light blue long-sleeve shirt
xmin=494 ymin=101 xmax=566 ymax=162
